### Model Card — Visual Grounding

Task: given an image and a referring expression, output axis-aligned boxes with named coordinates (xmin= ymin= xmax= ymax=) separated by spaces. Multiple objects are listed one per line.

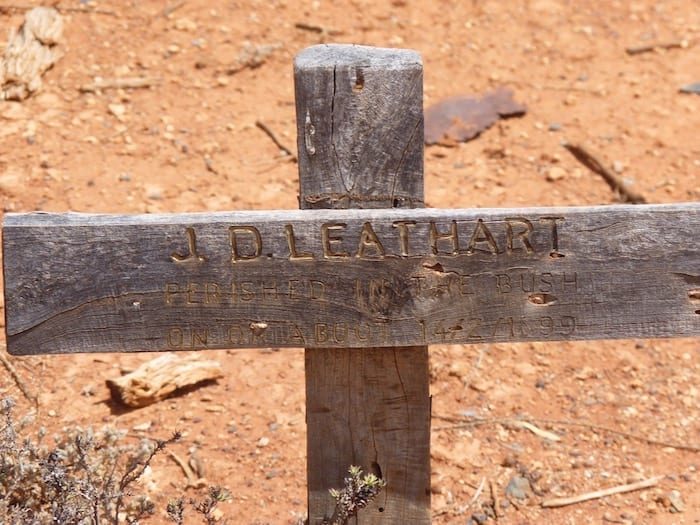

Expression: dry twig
xmin=0 ymin=347 xmax=38 ymax=408
xmin=255 ymin=119 xmax=297 ymax=160
xmin=294 ymin=22 xmax=344 ymax=37
xmin=0 ymin=4 xmax=117 ymax=16
xmin=432 ymin=414 xmax=700 ymax=452
xmin=432 ymin=476 xmax=487 ymax=519
xmin=167 ymin=450 xmax=206 ymax=488
xmin=469 ymin=476 xmax=487 ymax=509
xmin=489 ymin=480 xmax=501 ymax=522
xmin=563 ymin=142 xmax=646 ymax=203
xmin=625 ymin=39 xmax=691 ymax=55
xmin=510 ymin=420 xmax=561 ymax=442
xmin=79 ymin=77 xmax=160 ymax=92
xmin=541 ymin=475 xmax=663 ymax=508
xmin=163 ymin=0 xmax=187 ymax=17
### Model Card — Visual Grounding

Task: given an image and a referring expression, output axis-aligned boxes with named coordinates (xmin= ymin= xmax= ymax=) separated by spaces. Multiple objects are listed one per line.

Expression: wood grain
xmin=3 ymin=203 xmax=699 ymax=356
xmin=295 ymin=44 xmax=431 ymax=524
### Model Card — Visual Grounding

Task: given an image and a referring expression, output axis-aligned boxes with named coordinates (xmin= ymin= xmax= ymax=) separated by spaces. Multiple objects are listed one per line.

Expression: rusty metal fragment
xmin=424 ymin=86 xmax=526 ymax=145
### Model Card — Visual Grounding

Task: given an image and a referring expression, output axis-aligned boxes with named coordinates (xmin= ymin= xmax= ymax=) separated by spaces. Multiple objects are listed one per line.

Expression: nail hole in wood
xmin=529 ymin=293 xmax=558 ymax=305
xmin=352 ymin=68 xmax=364 ymax=93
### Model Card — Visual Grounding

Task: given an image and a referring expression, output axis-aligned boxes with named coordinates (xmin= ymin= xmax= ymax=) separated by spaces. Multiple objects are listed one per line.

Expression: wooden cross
xmin=2 ymin=44 xmax=699 ymax=524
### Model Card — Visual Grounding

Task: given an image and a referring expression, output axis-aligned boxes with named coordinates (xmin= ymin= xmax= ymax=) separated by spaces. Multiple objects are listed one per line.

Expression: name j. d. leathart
xmin=170 ymin=216 xmax=566 ymax=263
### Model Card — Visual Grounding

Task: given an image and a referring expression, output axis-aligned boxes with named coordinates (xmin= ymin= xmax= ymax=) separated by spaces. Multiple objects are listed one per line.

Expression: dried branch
xmin=541 ymin=475 xmax=663 ymax=508
xmin=0 ymin=348 xmax=38 ymax=408
xmin=163 ymin=0 xmax=187 ymax=17
xmin=0 ymin=5 xmax=117 ymax=16
xmin=489 ymin=480 xmax=501 ymax=522
xmin=432 ymin=414 xmax=700 ymax=452
xmin=167 ymin=450 xmax=206 ymax=488
xmin=256 ymin=119 xmax=297 ymax=160
xmin=510 ymin=420 xmax=561 ymax=442
xmin=106 ymin=354 xmax=223 ymax=408
xmin=79 ymin=77 xmax=160 ymax=92
xmin=562 ymin=142 xmax=646 ymax=203
xmin=625 ymin=39 xmax=691 ymax=55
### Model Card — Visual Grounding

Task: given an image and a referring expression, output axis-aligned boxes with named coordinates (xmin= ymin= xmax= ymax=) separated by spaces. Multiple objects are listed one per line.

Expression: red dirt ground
xmin=1 ymin=1 xmax=698 ymax=523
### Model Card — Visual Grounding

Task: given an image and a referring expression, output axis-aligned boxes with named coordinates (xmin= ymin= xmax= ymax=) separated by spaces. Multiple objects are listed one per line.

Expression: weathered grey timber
xmin=294 ymin=45 xmax=424 ymax=209
xmin=3 ymin=204 xmax=699 ymax=355
xmin=295 ymin=44 xmax=430 ymax=524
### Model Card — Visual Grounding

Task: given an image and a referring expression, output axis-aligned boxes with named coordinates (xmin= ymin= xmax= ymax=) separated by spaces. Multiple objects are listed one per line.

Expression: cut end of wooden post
xmin=294 ymin=44 xmax=424 ymax=210
xmin=294 ymin=44 xmax=422 ymax=69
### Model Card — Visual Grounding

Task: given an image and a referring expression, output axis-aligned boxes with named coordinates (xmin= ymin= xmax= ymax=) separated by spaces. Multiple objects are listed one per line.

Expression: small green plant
xmin=167 ymin=485 xmax=232 ymax=525
xmin=0 ymin=397 xmax=179 ymax=524
xmin=323 ymin=465 xmax=387 ymax=525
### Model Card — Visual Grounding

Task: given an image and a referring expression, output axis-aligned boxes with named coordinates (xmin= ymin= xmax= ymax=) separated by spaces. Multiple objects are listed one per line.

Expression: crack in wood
xmin=303 ymin=193 xmax=423 ymax=205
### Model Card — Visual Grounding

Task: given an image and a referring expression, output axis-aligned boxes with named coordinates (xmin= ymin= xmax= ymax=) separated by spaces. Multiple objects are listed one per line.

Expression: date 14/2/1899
xmin=417 ymin=315 xmax=576 ymax=343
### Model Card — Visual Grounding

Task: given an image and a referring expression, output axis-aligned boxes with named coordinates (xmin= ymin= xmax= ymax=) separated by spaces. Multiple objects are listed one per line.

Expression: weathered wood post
xmin=294 ymin=45 xmax=431 ymax=523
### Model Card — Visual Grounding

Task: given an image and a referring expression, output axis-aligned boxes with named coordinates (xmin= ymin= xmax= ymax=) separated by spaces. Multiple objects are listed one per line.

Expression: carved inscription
xmin=165 ymin=320 xmax=391 ymax=349
xmin=162 ymin=214 xmax=583 ymax=348
xmin=163 ymin=315 xmax=578 ymax=350
xmin=165 ymin=280 xmax=327 ymax=305
xmin=170 ymin=216 xmax=565 ymax=263
xmin=417 ymin=315 xmax=576 ymax=343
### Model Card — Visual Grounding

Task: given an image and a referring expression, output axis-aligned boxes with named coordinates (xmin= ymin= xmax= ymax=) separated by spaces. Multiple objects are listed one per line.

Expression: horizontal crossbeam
xmin=3 ymin=203 xmax=698 ymax=355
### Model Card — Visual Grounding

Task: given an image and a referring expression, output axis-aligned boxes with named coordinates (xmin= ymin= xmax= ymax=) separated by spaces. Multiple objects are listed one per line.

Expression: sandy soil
xmin=0 ymin=1 xmax=698 ymax=523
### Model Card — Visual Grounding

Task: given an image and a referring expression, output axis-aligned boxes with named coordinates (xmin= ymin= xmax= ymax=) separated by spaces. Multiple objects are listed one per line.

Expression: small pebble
xmin=667 ymin=490 xmax=685 ymax=513
xmin=546 ymin=166 xmax=567 ymax=181
xmin=548 ymin=122 xmax=562 ymax=131
xmin=107 ymin=103 xmax=126 ymax=121
xmin=679 ymin=82 xmax=700 ymax=94
xmin=133 ymin=421 xmax=151 ymax=431
xmin=468 ymin=513 xmax=489 ymax=525
xmin=505 ymin=476 xmax=532 ymax=500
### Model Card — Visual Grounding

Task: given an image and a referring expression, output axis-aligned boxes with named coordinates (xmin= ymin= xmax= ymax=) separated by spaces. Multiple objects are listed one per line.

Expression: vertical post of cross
xmin=294 ymin=44 xmax=430 ymax=524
